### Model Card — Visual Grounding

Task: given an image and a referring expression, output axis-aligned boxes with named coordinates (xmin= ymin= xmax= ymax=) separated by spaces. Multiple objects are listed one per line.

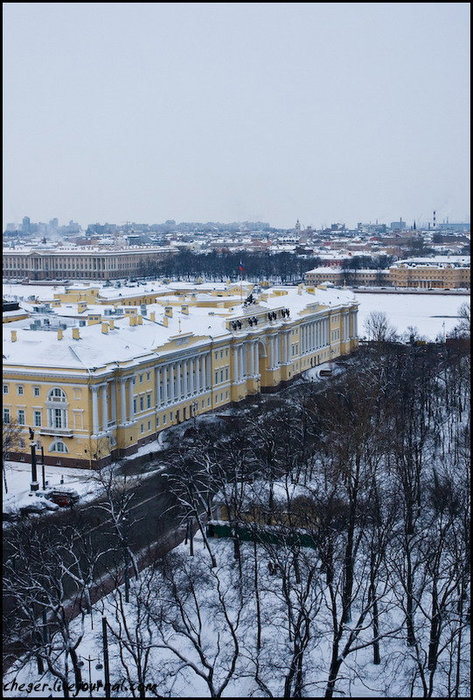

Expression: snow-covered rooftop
xmin=3 ymin=287 xmax=357 ymax=372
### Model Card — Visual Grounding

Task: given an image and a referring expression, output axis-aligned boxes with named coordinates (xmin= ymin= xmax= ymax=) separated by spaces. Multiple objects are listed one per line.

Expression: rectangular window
xmin=141 ymin=423 xmax=144 ymax=433
xmin=18 ymin=409 xmax=25 ymax=425
xmin=54 ymin=408 xmax=63 ymax=428
xmin=220 ymin=350 xmax=223 ymax=358
xmin=215 ymin=371 xmax=218 ymax=384
xmin=3 ymin=385 xmax=9 ymax=394
xmin=215 ymin=352 xmax=218 ymax=360
xmin=17 ymin=385 xmax=24 ymax=395
xmin=34 ymin=387 xmax=40 ymax=397
xmin=157 ymin=416 xmax=160 ymax=426
xmin=220 ymin=369 xmax=224 ymax=382
xmin=140 ymin=396 xmax=144 ymax=411
xmin=147 ymin=394 xmax=151 ymax=408
xmin=146 ymin=372 xmax=150 ymax=381
xmin=170 ymin=411 xmax=173 ymax=420
xmin=163 ymin=414 xmax=166 ymax=424
xmin=225 ymin=368 xmax=229 ymax=380
xmin=148 ymin=420 xmax=151 ymax=431
xmin=34 ymin=410 xmax=42 ymax=427
xmin=140 ymin=374 xmax=143 ymax=383
xmin=3 ymin=408 xmax=10 ymax=424
xmin=133 ymin=399 xmax=137 ymax=413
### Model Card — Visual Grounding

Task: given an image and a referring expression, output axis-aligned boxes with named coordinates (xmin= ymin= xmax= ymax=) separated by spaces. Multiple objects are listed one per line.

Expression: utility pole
xmin=102 ymin=617 xmax=111 ymax=698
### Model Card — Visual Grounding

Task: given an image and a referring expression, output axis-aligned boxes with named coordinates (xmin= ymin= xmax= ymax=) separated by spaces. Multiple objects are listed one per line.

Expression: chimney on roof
xmin=165 ymin=306 xmax=173 ymax=317
xmin=149 ymin=311 xmax=156 ymax=322
xmin=72 ymin=328 xmax=80 ymax=340
xmin=162 ymin=315 xmax=168 ymax=327
xmin=57 ymin=328 xmax=63 ymax=340
xmin=137 ymin=314 xmax=143 ymax=325
xmin=11 ymin=330 xmax=17 ymax=342
xmin=181 ymin=304 xmax=189 ymax=315
xmin=109 ymin=319 xmax=115 ymax=330
xmin=101 ymin=322 xmax=109 ymax=334
xmin=129 ymin=315 xmax=137 ymax=326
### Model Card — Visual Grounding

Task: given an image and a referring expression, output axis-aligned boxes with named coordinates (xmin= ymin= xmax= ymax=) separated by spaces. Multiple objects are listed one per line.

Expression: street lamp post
xmin=36 ymin=439 xmax=47 ymax=491
xmin=29 ymin=428 xmax=39 ymax=492
xmin=102 ymin=616 xmax=111 ymax=698
xmin=41 ymin=444 xmax=47 ymax=490
xmin=78 ymin=654 xmax=103 ymax=695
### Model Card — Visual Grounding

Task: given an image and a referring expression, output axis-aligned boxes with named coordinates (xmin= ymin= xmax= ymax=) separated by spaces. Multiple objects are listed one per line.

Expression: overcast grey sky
xmin=3 ymin=2 xmax=470 ymax=229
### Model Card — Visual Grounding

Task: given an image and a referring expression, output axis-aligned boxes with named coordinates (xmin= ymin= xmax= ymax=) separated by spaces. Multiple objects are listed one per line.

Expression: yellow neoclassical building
xmin=2 ymin=285 xmax=358 ymax=469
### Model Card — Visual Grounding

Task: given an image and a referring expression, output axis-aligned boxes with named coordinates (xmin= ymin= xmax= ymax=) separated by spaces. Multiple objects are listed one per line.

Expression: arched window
xmin=46 ymin=388 xmax=68 ymax=429
xmin=48 ymin=387 xmax=67 ymax=402
xmin=49 ymin=440 xmax=69 ymax=453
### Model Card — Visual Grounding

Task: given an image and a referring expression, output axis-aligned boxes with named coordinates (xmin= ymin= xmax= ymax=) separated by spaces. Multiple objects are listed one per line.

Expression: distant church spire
xmin=295 ymin=219 xmax=301 ymax=232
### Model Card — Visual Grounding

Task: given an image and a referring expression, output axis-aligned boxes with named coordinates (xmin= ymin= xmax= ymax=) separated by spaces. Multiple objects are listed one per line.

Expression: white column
xmin=92 ymin=386 xmax=99 ymax=434
xmin=120 ymin=379 xmax=127 ymax=424
xmin=171 ymin=364 xmax=176 ymax=401
xmin=156 ymin=368 xmax=161 ymax=407
xmin=233 ymin=347 xmax=239 ymax=382
xmin=240 ymin=344 xmax=246 ymax=379
xmin=190 ymin=358 xmax=195 ymax=394
xmin=285 ymin=333 xmax=289 ymax=363
xmin=250 ymin=342 xmax=255 ymax=375
xmin=101 ymin=384 xmax=108 ymax=431
xmin=183 ymin=360 xmax=188 ymax=397
xmin=110 ymin=380 xmax=116 ymax=424
xmin=206 ymin=353 xmax=211 ymax=388
xmin=163 ymin=366 xmax=168 ymax=404
xmin=195 ymin=357 xmax=201 ymax=394
xmin=255 ymin=342 xmax=259 ymax=376
xmin=128 ymin=377 xmax=134 ymax=421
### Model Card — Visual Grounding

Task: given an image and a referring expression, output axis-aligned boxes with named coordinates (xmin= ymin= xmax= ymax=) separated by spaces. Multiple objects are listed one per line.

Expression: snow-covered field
xmin=354 ymin=292 xmax=468 ymax=340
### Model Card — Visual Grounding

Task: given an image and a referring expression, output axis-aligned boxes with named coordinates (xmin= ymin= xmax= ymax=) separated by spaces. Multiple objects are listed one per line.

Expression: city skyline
xmin=3 ymin=3 xmax=470 ymax=230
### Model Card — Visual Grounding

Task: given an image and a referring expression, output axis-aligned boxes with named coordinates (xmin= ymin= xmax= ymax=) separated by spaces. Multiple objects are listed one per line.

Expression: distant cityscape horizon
xmin=4 ymin=214 xmax=471 ymax=235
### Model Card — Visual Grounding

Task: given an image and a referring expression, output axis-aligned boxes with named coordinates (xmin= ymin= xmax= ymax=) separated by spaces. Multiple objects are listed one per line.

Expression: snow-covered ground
xmin=2 ymin=462 xmax=103 ymax=519
xmin=354 ymin=291 xmax=468 ymax=340
xmin=4 ymin=531 xmax=469 ymax=697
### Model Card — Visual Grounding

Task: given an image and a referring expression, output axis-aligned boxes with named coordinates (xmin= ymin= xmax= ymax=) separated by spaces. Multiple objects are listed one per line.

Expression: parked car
xmin=45 ymin=489 xmax=80 ymax=508
xmin=19 ymin=498 xmax=59 ymax=515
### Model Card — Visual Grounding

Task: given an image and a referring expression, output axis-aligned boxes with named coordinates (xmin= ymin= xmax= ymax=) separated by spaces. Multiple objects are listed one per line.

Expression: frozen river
xmin=354 ymin=291 xmax=469 ymax=341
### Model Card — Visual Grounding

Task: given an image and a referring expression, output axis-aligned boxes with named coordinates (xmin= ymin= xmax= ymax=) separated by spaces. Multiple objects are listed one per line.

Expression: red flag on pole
xmin=239 ymin=260 xmax=244 ymax=273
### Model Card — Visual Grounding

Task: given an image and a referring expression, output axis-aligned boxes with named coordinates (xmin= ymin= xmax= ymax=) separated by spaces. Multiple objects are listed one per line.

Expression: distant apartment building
xmin=389 ymin=257 xmax=470 ymax=289
xmin=305 ymin=256 xmax=470 ymax=289
xmin=3 ymin=245 xmax=178 ymax=281
xmin=304 ymin=268 xmax=390 ymax=287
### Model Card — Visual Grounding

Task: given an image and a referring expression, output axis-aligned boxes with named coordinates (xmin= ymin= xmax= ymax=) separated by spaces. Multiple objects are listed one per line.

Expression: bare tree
xmin=364 ymin=310 xmax=399 ymax=342
xmin=2 ymin=419 xmax=23 ymax=493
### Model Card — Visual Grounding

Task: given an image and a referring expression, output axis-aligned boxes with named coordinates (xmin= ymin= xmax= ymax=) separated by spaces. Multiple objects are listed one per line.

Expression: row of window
xmin=214 ymin=349 xmax=229 ymax=360
xmin=3 ymin=385 xmax=72 ymax=400
xmin=134 ymin=393 xmax=153 ymax=413
xmin=3 ymin=407 xmax=68 ymax=428
xmin=214 ymin=367 xmax=230 ymax=384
